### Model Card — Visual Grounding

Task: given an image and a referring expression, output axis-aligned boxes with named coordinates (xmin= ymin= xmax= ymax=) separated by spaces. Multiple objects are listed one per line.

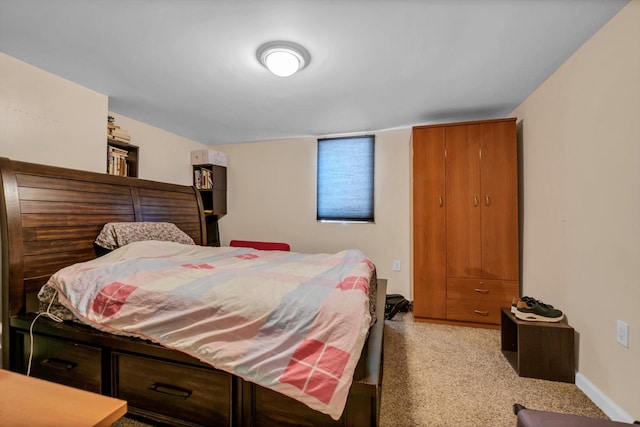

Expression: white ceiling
xmin=0 ymin=0 xmax=629 ymax=145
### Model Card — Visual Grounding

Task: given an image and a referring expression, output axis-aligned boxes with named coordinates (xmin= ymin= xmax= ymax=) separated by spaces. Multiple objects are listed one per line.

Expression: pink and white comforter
xmin=45 ymin=240 xmax=374 ymax=420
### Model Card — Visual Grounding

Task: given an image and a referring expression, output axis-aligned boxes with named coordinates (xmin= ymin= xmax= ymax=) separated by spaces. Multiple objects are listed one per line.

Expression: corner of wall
xmin=576 ymin=373 xmax=637 ymax=423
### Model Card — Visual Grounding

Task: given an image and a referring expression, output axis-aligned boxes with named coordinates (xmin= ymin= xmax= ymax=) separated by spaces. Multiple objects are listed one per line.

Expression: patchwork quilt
xmin=44 ymin=240 xmax=374 ymax=420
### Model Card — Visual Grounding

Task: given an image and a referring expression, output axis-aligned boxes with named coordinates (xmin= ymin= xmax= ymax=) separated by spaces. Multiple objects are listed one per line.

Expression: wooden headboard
xmin=0 ymin=157 xmax=206 ymax=326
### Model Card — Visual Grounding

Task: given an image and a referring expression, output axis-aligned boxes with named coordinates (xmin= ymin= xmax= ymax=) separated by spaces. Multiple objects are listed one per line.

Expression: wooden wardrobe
xmin=412 ymin=118 xmax=519 ymax=328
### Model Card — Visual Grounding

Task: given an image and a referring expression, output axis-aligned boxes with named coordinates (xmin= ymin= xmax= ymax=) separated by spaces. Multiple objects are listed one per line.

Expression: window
xmin=317 ymin=135 xmax=374 ymax=222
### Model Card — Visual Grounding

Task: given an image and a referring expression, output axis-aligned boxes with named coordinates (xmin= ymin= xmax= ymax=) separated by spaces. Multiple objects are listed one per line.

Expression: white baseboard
xmin=575 ymin=372 xmax=636 ymax=423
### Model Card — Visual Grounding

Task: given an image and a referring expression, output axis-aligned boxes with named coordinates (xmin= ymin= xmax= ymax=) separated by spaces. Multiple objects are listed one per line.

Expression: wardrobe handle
xmin=474 ymin=310 xmax=489 ymax=316
xmin=439 ymin=196 xmax=443 ymax=207
xmin=474 ymin=288 xmax=490 ymax=294
xmin=485 ymin=195 xmax=491 ymax=206
xmin=473 ymin=196 xmax=478 ymax=207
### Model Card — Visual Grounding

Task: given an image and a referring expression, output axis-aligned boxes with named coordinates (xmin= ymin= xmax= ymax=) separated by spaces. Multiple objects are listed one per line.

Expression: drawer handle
xmin=474 ymin=310 xmax=489 ymax=316
xmin=41 ymin=358 xmax=77 ymax=371
xmin=474 ymin=288 xmax=490 ymax=294
xmin=148 ymin=383 xmax=192 ymax=399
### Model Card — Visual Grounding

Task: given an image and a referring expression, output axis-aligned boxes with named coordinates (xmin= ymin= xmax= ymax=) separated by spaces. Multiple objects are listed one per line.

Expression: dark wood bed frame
xmin=0 ymin=157 xmax=385 ymax=427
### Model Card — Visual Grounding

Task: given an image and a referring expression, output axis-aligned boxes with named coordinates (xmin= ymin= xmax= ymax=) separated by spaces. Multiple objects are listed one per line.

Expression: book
xmin=194 ymin=167 xmax=215 ymax=189
xmin=111 ymin=128 xmax=131 ymax=138
xmin=108 ymin=145 xmax=131 ymax=177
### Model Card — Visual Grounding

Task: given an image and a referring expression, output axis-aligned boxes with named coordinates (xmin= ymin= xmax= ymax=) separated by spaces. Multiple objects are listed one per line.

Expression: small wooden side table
xmin=0 ymin=369 xmax=127 ymax=426
xmin=501 ymin=307 xmax=575 ymax=383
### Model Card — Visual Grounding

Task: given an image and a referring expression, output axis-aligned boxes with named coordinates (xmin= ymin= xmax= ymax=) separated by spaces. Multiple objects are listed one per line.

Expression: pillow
xmin=38 ymin=283 xmax=76 ymax=321
xmin=95 ymin=222 xmax=195 ymax=251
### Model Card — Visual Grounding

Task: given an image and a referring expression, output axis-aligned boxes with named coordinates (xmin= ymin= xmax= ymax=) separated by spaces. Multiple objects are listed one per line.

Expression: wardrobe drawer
xmin=113 ymin=352 xmax=233 ymax=425
xmin=447 ymin=278 xmax=518 ymax=301
xmin=18 ymin=331 xmax=102 ymax=392
xmin=446 ymin=298 xmax=511 ymax=324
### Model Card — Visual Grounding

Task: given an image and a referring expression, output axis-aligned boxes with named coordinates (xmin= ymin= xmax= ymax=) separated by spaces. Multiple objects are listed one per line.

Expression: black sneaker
xmin=525 ymin=296 xmax=554 ymax=309
xmin=515 ymin=299 xmax=564 ymax=322
xmin=511 ymin=296 xmax=555 ymax=314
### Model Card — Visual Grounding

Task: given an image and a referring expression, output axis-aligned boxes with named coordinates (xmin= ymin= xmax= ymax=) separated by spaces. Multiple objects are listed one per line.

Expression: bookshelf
xmin=107 ymin=138 xmax=139 ymax=177
xmin=193 ymin=164 xmax=227 ymax=246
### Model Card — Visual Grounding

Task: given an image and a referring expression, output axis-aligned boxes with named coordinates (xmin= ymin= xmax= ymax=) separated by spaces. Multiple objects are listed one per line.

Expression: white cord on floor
xmin=26 ymin=292 xmax=63 ymax=377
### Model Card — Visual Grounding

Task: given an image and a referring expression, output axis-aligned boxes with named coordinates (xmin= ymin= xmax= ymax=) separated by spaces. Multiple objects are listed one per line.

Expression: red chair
xmin=229 ymin=240 xmax=290 ymax=251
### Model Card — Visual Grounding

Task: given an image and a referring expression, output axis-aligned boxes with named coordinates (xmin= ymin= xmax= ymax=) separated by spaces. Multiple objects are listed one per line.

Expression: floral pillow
xmin=95 ymin=222 xmax=195 ymax=251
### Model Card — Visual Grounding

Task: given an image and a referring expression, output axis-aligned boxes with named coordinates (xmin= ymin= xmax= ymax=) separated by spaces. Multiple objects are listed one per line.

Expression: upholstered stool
xmin=514 ymin=404 xmax=637 ymax=427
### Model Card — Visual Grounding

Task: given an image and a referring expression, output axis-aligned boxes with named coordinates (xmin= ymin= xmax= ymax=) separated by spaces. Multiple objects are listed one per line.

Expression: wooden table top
xmin=0 ymin=369 xmax=127 ymax=427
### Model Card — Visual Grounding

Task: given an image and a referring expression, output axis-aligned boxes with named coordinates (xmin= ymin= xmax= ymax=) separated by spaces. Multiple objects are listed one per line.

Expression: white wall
xmin=215 ymin=128 xmax=412 ymax=296
xmin=0 ymin=52 xmax=107 ymax=171
xmin=0 ymin=53 xmax=207 ymax=185
xmin=511 ymin=0 xmax=639 ymax=421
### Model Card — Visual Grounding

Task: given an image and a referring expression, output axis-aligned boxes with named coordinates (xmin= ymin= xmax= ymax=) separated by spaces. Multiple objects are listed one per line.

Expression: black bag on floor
xmin=385 ymin=294 xmax=410 ymax=320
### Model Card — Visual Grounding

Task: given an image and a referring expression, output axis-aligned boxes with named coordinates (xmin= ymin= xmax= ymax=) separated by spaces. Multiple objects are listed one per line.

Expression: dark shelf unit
xmin=501 ymin=307 xmax=575 ymax=383
xmin=107 ymin=138 xmax=139 ymax=178
xmin=193 ymin=164 xmax=227 ymax=246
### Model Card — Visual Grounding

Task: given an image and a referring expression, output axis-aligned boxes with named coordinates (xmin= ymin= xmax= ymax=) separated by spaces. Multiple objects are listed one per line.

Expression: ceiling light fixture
xmin=257 ymin=41 xmax=311 ymax=77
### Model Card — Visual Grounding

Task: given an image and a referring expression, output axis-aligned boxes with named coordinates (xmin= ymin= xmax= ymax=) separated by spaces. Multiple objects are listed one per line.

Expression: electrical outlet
xmin=392 ymin=260 xmax=401 ymax=272
xmin=616 ymin=320 xmax=629 ymax=348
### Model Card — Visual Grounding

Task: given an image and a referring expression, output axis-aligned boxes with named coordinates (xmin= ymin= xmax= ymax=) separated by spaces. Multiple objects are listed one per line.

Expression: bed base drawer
xmin=17 ymin=331 xmax=102 ymax=392
xmin=113 ymin=352 xmax=234 ymax=426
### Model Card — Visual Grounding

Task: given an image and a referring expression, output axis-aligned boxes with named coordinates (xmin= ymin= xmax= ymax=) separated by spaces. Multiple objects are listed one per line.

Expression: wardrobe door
xmin=480 ymin=121 xmax=519 ymax=281
xmin=445 ymin=125 xmax=482 ymax=279
xmin=412 ymin=127 xmax=446 ymax=319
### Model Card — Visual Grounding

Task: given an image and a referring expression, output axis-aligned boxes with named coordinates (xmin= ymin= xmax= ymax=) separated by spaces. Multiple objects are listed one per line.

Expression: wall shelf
xmin=107 ymin=138 xmax=138 ymax=178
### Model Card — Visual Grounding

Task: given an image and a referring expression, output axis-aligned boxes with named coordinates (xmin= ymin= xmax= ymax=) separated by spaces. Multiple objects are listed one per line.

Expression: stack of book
xmin=108 ymin=145 xmax=129 ymax=176
xmin=194 ymin=167 xmax=213 ymax=189
xmin=107 ymin=116 xmax=132 ymax=142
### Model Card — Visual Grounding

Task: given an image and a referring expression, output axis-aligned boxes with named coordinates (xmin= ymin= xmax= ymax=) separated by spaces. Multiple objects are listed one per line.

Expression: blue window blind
xmin=317 ymin=135 xmax=374 ymax=222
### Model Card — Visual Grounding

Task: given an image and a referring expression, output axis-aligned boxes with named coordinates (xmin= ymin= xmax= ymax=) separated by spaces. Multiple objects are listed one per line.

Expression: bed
xmin=0 ymin=157 xmax=385 ymax=427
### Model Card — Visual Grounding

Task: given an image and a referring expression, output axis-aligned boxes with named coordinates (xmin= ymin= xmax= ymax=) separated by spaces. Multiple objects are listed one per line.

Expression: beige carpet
xmin=115 ymin=312 xmax=607 ymax=426
xmin=380 ymin=312 xmax=607 ymax=426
